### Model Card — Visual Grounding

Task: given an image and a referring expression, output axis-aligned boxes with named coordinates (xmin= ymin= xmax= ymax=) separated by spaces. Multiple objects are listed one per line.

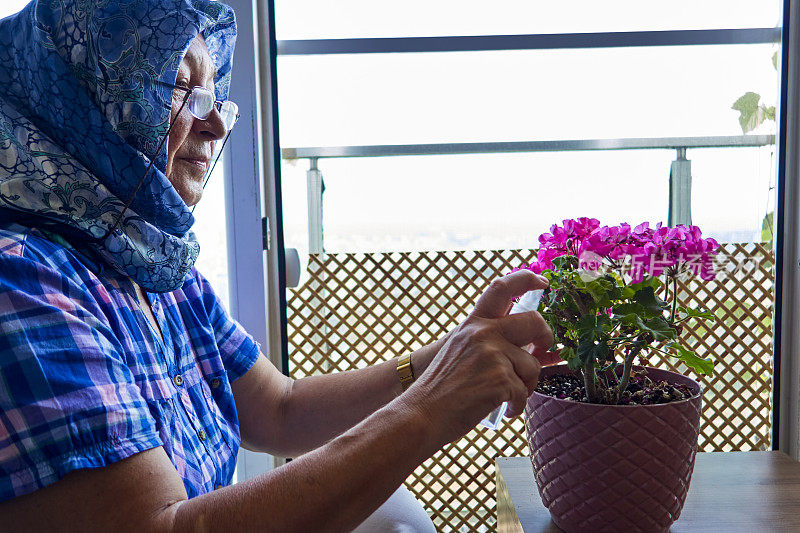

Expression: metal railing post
xmin=304 ymin=157 xmax=332 ymax=370
xmin=668 ymin=147 xmax=693 ymax=226
xmin=307 ymin=157 xmax=324 ymax=253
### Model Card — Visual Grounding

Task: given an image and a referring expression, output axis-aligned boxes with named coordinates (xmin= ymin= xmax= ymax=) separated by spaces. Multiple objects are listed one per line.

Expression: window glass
xmin=275 ymin=0 xmax=780 ymax=39
xmin=278 ymin=44 xmax=778 ymax=147
xmin=192 ymin=161 xmax=231 ymax=310
xmin=0 ymin=1 xmax=28 ymax=19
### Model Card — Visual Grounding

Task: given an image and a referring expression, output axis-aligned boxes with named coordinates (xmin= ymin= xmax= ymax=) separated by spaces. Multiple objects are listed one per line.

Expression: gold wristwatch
xmin=397 ymin=353 xmax=414 ymax=391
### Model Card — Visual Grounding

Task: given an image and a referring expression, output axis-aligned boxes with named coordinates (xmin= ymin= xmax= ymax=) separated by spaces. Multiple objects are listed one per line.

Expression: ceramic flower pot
xmin=524 ymin=364 xmax=703 ymax=533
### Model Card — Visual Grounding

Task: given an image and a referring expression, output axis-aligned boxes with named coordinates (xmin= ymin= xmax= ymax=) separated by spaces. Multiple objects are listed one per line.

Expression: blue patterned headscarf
xmin=0 ymin=0 xmax=236 ymax=292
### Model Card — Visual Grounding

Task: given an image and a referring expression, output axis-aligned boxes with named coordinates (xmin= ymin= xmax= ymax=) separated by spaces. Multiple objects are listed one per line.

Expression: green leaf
xmin=593 ymin=342 xmax=609 ymax=363
xmin=576 ymin=315 xmax=598 ymax=341
xmin=732 ymin=92 xmax=767 ymax=133
xmin=552 ymin=255 xmax=578 ymax=271
xmin=677 ymin=307 xmax=715 ymax=321
xmin=567 ymin=355 xmax=583 ymax=371
xmin=618 ymin=312 xmax=640 ymax=326
xmin=559 ymin=346 xmax=576 ymax=362
xmin=668 ymin=342 xmax=714 ymax=376
xmin=636 ymin=316 xmax=677 ymax=341
xmin=576 ymin=337 xmax=595 ymax=363
xmin=621 ymin=286 xmax=636 ymax=299
xmin=583 ymin=276 xmax=621 ymax=308
xmin=576 ymin=337 xmax=609 ymax=365
xmin=576 ymin=313 xmax=613 ymax=345
xmin=628 ymin=276 xmax=662 ymax=291
xmin=633 ymin=287 xmax=668 ymax=317
xmin=613 ymin=303 xmax=642 ymax=316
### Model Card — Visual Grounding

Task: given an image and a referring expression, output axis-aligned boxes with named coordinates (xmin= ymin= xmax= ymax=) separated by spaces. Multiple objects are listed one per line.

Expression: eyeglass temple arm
xmin=151 ymin=79 xmax=190 ymax=92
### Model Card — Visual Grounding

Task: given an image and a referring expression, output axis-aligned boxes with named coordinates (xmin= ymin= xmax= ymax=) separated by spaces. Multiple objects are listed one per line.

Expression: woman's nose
xmin=195 ymin=107 xmax=227 ymax=141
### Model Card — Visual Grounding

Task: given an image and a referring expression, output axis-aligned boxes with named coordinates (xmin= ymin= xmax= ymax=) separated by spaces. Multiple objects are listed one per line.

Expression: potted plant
xmin=517 ymin=218 xmax=719 ymax=533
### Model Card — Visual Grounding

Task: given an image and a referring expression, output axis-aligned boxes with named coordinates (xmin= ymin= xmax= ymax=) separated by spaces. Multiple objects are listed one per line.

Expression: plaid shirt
xmin=0 ymin=223 xmax=260 ymax=502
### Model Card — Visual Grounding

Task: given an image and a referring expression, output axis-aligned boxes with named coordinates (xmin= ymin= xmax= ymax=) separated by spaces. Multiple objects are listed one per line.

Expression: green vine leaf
xmin=732 ymin=92 xmax=769 ymax=133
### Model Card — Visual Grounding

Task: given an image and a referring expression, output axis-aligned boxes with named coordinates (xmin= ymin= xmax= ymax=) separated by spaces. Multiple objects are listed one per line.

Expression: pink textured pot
xmin=524 ymin=364 xmax=702 ymax=533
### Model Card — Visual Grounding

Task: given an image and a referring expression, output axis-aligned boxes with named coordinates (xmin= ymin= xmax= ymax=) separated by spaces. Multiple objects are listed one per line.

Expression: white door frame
xmin=223 ymin=0 xmax=287 ymax=480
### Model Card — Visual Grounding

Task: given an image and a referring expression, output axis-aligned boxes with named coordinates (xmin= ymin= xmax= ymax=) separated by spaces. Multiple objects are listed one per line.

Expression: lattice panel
xmin=286 ymin=244 xmax=774 ymax=531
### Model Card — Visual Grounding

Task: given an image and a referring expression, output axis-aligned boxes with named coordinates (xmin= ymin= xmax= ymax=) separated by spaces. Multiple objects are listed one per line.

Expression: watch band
xmin=397 ymin=353 xmax=414 ymax=391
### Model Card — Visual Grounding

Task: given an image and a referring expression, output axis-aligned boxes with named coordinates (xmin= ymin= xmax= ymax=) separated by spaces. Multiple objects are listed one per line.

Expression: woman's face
xmin=165 ymin=35 xmax=227 ymax=207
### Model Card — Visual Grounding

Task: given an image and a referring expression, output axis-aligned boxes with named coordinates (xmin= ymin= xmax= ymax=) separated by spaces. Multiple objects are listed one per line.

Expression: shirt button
xmin=173 ymin=374 xmax=184 ymax=387
xmin=210 ymin=378 xmax=222 ymax=389
xmin=198 ymin=429 xmax=207 ymax=441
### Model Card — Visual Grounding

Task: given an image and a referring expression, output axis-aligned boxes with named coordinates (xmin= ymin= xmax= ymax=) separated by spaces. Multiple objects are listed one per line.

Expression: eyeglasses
xmin=155 ymin=80 xmax=240 ymax=132
xmin=101 ymin=80 xmax=239 ymax=239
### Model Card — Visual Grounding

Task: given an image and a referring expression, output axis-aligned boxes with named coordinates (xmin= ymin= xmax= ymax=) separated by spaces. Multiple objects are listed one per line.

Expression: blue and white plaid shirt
xmin=0 ymin=223 xmax=260 ymax=502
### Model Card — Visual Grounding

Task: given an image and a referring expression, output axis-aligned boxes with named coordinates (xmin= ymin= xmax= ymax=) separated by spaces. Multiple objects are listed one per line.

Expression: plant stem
xmin=670 ymin=276 xmax=678 ymax=323
xmin=614 ymin=341 xmax=644 ymax=403
xmin=583 ymin=358 xmax=600 ymax=403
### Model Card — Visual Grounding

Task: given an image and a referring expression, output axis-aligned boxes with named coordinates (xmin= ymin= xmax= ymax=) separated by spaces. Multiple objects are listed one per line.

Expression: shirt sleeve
xmin=194 ymin=270 xmax=261 ymax=382
xmin=0 ymin=254 xmax=162 ymax=503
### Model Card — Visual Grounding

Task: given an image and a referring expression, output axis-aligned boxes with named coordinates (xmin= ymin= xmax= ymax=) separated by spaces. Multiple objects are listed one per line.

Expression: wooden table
xmin=496 ymin=451 xmax=800 ymax=532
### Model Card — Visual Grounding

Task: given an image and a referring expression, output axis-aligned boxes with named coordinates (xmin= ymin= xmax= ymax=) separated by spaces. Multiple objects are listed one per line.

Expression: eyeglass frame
xmin=101 ymin=79 xmax=239 ymax=240
xmin=152 ymin=79 xmax=240 ymax=131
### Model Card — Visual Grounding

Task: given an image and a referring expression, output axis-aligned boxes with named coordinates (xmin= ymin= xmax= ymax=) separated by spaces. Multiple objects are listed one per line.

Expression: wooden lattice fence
xmin=286 ymin=244 xmax=774 ymax=531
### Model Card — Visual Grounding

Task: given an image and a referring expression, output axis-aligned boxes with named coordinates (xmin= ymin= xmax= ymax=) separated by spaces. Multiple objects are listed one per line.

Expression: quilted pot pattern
xmin=524 ymin=365 xmax=702 ymax=533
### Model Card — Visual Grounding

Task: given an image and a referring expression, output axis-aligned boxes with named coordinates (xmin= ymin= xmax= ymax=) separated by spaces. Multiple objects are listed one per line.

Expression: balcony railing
xmin=282 ymin=134 xmax=776 ymax=253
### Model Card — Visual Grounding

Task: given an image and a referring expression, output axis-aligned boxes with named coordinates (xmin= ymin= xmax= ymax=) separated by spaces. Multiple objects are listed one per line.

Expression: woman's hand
xmin=400 ymin=270 xmax=554 ymax=443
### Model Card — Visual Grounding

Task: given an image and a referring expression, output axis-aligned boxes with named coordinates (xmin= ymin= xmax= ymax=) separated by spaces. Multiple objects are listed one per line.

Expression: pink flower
xmin=579 ymin=223 xmax=632 ymax=260
xmin=539 ymin=218 xmax=601 ymax=256
xmin=530 ymin=220 xmax=720 ymax=281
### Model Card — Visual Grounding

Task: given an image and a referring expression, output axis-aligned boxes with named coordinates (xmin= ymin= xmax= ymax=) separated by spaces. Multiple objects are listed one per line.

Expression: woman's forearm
xmin=264 ymin=336 xmax=448 ymax=457
xmin=174 ymin=396 xmax=440 ymax=533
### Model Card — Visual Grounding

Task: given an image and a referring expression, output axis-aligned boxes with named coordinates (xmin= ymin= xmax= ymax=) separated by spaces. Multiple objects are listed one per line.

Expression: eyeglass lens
xmin=186 ymin=87 xmax=238 ymax=131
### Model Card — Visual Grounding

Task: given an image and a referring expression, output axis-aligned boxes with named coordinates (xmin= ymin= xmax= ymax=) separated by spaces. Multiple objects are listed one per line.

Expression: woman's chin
xmin=168 ymin=170 xmax=204 ymax=207
xmin=182 ymin=186 xmax=203 ymax=207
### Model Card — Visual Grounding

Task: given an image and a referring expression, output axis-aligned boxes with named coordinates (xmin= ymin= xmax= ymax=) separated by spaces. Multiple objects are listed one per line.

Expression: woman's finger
xmin=500 ymin=339 xmax=543 ymax=394
xmin=495 ymin=310 xmax=554 ymax=350
xmin=506 ymin=376 xmax=531 ymax=417
xmin=532 ymin=347 xmax=563 ymax=367
xmin=472 ymin=270 xmax=548 ymax=319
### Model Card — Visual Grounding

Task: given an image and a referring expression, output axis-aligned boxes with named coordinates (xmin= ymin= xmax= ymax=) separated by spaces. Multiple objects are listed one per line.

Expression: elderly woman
xmin=0 ymin=1 xmax=555 ymax=530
